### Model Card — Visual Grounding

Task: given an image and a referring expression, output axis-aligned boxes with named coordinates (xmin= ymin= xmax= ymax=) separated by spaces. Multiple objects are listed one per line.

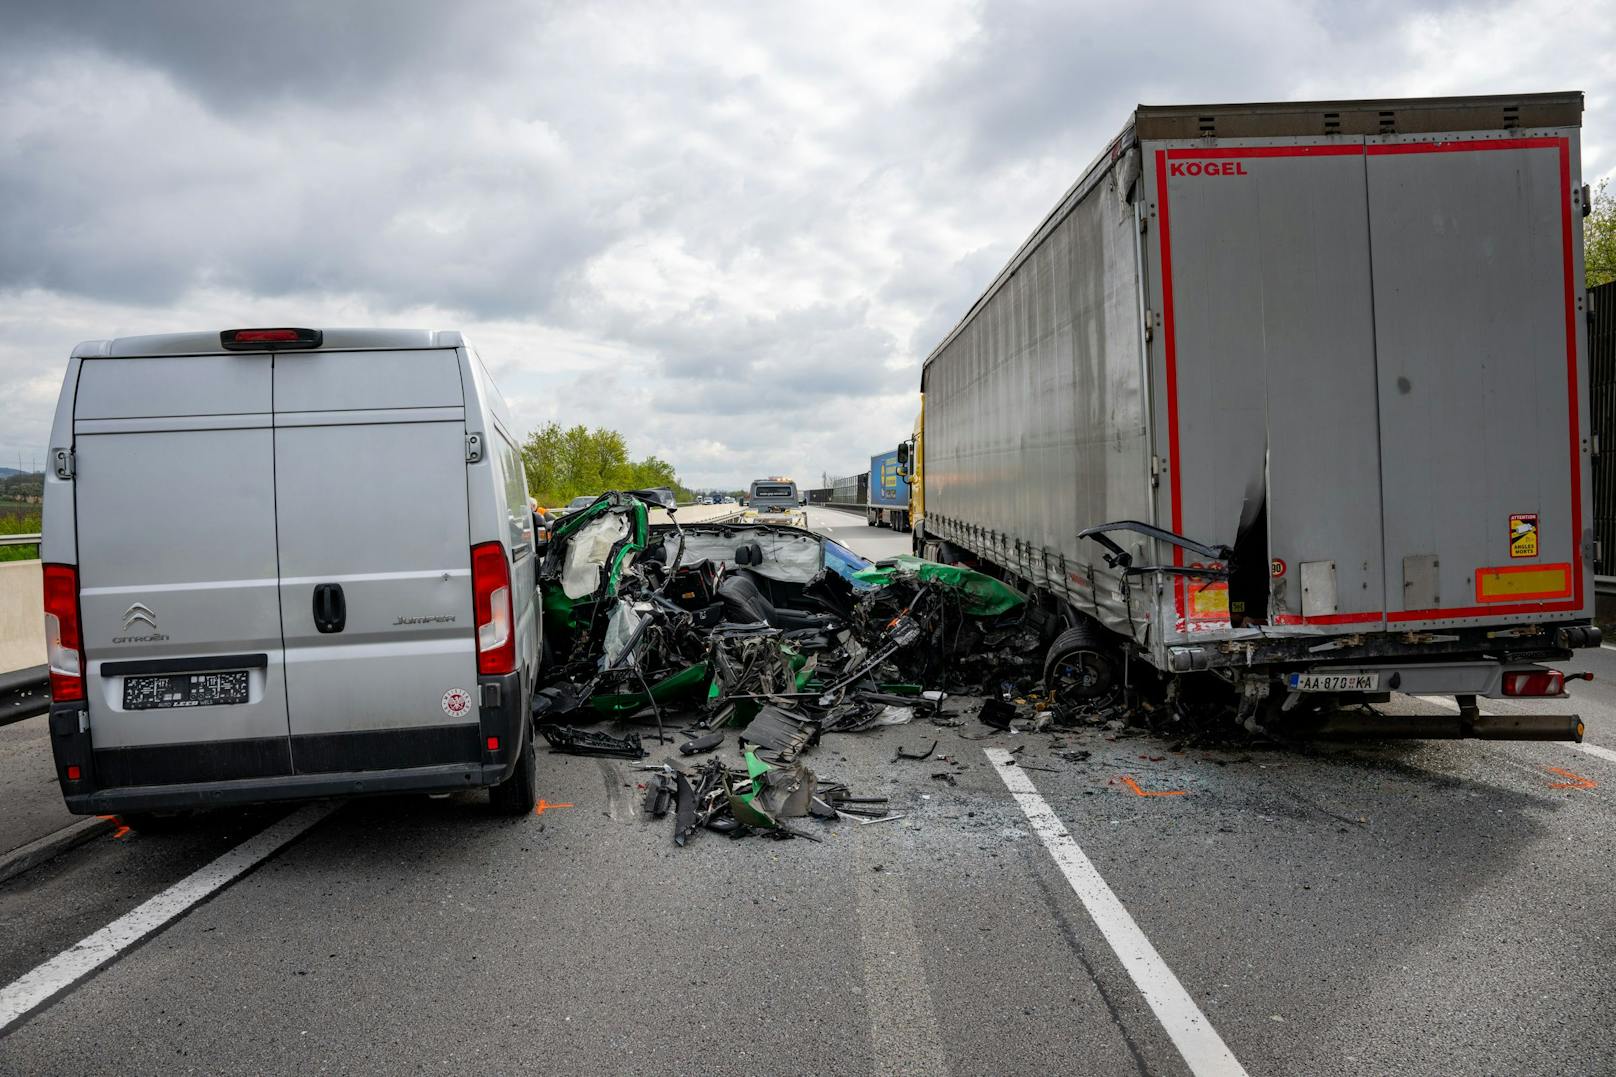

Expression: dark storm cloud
xmin=0 ymin=0 xmax=1608 ymax=487
xmin=0 ymin=0 xmax=536 ymax=113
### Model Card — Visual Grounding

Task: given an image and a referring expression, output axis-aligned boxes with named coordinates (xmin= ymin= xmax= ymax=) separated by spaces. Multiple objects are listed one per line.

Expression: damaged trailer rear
xmin=914 ymin=92 xmax=1599 ymax=734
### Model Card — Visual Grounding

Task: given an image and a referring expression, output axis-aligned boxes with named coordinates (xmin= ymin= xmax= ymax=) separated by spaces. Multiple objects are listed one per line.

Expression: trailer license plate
xmin=123 ymin=671 xmax=250 ymax=710
xmin=1288 ymin=672 xmax=1379 ymax=693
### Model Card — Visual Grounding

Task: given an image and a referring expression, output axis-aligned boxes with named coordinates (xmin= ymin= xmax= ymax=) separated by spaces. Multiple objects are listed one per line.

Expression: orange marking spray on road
xmin=1120 ymin=776 xmax=1187 ymax=797
xmin=1547 ymin=767 xmax=1597 ymax=790
xmin=534 ymin=799 xmax=575 ymax=816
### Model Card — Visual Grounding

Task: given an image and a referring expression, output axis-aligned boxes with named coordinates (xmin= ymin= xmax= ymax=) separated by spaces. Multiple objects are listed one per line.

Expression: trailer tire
xmin=1043 ymin=623 xmax=1116 ymax=702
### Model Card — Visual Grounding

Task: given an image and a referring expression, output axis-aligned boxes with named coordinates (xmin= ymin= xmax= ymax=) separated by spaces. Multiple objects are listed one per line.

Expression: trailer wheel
xmin=1043 ymin=623 xmax=1116 ymax=702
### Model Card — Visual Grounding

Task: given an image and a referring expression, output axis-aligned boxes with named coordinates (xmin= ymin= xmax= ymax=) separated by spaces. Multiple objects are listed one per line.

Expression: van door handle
xmin=313 ymin=583 xmax=346 ymax=633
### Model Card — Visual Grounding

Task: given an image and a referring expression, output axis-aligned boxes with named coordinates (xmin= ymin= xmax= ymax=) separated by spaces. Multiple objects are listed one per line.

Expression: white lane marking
xmin=986 ymin=749 xmax=1249 ymax=1077
xmin=1572 ymin=741 xmax=1616 ymax=766
xmin=0 ymin=802 xmax=337 ymax=1034
xmin=1599 ymin=644 xmax=1616 ymax=653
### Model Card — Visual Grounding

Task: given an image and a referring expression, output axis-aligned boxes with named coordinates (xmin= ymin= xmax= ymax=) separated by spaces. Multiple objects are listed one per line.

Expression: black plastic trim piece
xmin=95 ymin=736 xmax=292 ymax=787
xmin=291 ymin=724 xmax=481 ymax=774
xmin=100 ymin=653 xmax=269 ymax=677
xmin=63 ymin=762 xmax=502 ymax=814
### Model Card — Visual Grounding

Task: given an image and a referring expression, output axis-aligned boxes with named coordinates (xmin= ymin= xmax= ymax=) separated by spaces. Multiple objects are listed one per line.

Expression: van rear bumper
xmin=62 ymin=761 xmax=508 ymax=815
xmin=50 ymin=670 xmax=528 ymax=815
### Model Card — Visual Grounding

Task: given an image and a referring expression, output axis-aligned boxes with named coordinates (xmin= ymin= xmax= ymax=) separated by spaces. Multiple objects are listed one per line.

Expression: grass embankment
xmin=0 ymin=509 xmax=40 ymax=562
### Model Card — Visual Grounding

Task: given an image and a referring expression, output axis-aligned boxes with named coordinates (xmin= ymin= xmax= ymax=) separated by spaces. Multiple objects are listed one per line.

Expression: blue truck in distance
xmin=867 ymin=449 xmax=910 ymax=531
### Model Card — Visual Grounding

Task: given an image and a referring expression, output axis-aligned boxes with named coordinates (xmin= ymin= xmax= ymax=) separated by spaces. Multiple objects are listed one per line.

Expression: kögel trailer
xmin=867 ymin=449 xmax=911 ymax=530
xmin=911 ymin=92 xmax=1598 ymax=736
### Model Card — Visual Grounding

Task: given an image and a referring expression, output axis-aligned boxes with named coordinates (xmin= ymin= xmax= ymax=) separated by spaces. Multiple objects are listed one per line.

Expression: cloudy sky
xmin=1 ymin=0 xmax=1611 ymax=489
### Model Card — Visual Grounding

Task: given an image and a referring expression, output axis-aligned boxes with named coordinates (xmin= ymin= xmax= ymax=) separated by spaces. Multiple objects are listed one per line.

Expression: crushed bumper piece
xmin=541 ymin=725 xmax=646 ymax=759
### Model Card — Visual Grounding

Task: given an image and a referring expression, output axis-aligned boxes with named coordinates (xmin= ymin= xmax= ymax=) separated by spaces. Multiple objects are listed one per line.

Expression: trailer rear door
xmin=1150 ymin=140 xmax=1388 ymax=633
xmin=1366 ymin=134 xmax=1589 ymax=628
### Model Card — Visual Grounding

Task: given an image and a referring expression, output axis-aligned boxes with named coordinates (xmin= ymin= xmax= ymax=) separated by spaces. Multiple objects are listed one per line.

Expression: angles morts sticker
xmin=1509 ymin=513 xmax=1538 ymax=559
xmin=442 ymin=687 xmax=473 ymax=719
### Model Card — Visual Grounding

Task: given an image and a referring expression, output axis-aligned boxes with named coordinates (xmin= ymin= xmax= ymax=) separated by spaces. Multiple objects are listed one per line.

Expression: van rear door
xmin=72 ymin=355 xmax=293 ymax=784
xmin=271 ymin=348 xmax=481 ymax=773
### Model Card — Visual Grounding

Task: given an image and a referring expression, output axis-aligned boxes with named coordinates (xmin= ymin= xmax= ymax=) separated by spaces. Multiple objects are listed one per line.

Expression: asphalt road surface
xmin=3 ymin=504 xmax=1615 ymax=1075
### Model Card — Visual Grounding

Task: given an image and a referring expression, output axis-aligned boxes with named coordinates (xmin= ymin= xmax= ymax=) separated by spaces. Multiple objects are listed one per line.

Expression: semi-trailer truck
xmin=867 ymin=449 xmax=911 ymax=530
xmin=908 ymin=92 xmax=1599 ymax=736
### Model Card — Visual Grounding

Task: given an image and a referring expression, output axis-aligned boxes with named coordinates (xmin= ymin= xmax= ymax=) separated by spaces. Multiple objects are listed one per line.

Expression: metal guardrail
xmin=1597 ymin=575 xmax=1616 ymax=597
xmin=0 ymin=664 xmax=49 ymax=727
xmin=0 ymin=533 xmax=41 ymax=547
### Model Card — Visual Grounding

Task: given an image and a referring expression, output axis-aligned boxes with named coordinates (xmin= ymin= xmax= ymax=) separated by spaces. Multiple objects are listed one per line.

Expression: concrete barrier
xmin=0 ymin=561 xmax=43 ymax=675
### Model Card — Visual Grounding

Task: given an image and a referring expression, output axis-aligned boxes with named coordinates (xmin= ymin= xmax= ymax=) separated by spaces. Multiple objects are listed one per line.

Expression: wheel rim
xmin=1049 ymin=649 xmax=1111 ymax=700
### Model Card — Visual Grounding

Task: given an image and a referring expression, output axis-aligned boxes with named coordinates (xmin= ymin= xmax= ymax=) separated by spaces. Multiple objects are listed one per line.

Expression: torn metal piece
xmin=541 ymin=725 xmax=646 ymax=759
xmin=738 ymin=706 xmax=820 ymax=762
xmin=839 ymin=811 xmax=907 ymax=825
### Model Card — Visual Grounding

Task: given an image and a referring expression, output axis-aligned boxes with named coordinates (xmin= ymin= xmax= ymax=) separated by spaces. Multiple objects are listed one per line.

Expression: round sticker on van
xmin=442 ymin=688 xmax=473 ymax=718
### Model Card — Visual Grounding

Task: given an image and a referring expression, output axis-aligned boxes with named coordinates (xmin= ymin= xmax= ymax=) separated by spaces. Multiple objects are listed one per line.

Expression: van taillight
xmin=1503 ymin=670 xmax=1565 ymax=697
xmin=471 ymin=542 xmax=514 ymax=675
xmin=42 ymin=563 xmax=85 ymax=702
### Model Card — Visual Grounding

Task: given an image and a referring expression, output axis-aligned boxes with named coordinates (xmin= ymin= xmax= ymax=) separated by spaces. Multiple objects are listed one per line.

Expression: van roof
xmin=72 ymin=328 xmax=465 ymax=359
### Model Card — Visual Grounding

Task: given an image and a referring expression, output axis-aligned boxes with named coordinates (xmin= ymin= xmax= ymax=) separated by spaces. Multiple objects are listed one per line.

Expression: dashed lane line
xmin=0 ymin=802 xmax=338 ymax=1035
xmin=986 ymin=748 xmax=1250 ymax=1077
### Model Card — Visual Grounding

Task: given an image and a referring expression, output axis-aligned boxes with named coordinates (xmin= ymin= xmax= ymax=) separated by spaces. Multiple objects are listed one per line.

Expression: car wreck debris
xmin=531 ymin=492 xmax=1081 ymax=848
xmin=540 ymin=725 xmax=646 ymax=759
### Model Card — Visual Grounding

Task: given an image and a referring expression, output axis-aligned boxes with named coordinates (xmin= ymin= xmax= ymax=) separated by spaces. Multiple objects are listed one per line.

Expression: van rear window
xmin=753 ymin=485 xmax=794 ymax=498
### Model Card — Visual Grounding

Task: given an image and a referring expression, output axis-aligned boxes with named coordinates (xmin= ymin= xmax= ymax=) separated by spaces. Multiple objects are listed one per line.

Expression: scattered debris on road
xmin=528 ymin=493 xmax=1272 ymax=846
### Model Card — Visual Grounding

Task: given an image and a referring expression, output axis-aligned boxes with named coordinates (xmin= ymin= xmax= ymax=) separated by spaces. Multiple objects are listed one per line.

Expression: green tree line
xmin=1590 ymin=178 xmax=1615 ymax=288
xmin=520 ymin=423 xmax=693 ymax=508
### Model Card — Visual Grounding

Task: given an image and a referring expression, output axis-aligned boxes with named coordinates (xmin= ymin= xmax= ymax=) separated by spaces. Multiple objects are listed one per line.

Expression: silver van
xmin=40 ymin=328 xmax=542 ymax=822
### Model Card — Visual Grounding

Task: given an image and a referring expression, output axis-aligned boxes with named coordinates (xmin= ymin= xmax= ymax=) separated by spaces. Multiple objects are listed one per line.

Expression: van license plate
xmin=123 ymin=671 xmax=250 ymax=710
xmin=1288 ymin=672 xmax=1379 ymax=693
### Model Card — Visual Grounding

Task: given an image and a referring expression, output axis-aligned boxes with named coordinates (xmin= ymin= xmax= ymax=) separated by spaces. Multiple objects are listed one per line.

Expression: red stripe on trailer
xmin=1155 ymin=136 xmax=1583 ymax=629
xmin=1153 ymin=149 xmax=1185 ymax=622
xmin=1364 ymin=136 xmax=1565 ymax=156
xmin=1167 ymin=145 xmax=1364 ymax=160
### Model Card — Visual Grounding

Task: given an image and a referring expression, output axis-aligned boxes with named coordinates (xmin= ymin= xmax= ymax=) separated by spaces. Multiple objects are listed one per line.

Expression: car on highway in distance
xmin=40 ymin=327 xmax=543 ymax=827
xmin=563 ymin=494 xmax=600 ymax=513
